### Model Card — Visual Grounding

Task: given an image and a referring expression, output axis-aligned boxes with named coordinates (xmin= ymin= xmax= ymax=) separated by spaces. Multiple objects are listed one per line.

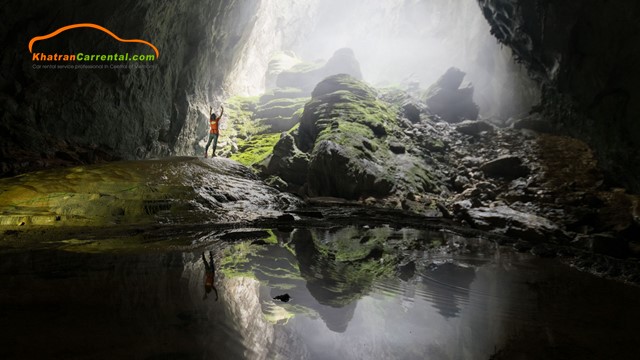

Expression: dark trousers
xmin=205 ymin=133 xmax=219 ymax=156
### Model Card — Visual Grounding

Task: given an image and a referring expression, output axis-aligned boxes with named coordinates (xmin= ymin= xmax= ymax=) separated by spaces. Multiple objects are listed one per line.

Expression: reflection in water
xmin=421 ymin=262 xmax=476 ymax=318
xmin=1 ymin=227 xmax=640 ymax=359
xmin=0 ymin=250 xmax=248 ymax=359
xmin=202 ymin=251 xmax=219 ymax=301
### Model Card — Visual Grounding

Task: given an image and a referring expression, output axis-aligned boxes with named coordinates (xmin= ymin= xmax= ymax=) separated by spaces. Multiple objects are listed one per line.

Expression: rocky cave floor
xmin=383 ymin=115 xmax=640 ymax=284
xmin=216 ymin=72 xmax=640 ymax=285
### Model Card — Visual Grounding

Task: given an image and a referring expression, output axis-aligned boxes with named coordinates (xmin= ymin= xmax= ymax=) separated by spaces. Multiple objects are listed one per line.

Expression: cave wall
xmin=224 ymin=0 xmax=317 ymax=96
xmin=478 ymin=0 xmax=640 ymax=192
xmin=0 ymin=0 xmax=260 ymax=172
xmin=1 ymin=0 xmax=553 ymax=178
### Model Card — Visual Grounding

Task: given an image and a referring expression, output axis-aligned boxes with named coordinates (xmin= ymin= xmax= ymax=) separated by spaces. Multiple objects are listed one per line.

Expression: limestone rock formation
xmin=253 ymin=97 xmax=308 ymax=133
xmin=266 ymin=133 xmax=309 ymax=187
xmin=423 ymin=67 xmax=479 ymax=123
xmin=264 ymin=51 xmax=303 ymax=90
xmin=276 ymin=48 xmax=363 ymax=94
xmin=266 ymin=74 xmax=441 ymax=200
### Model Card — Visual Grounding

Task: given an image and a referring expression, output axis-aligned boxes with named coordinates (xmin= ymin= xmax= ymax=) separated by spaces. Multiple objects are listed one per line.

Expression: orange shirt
xmin=209 ymin=116 xmax=220 ymax=134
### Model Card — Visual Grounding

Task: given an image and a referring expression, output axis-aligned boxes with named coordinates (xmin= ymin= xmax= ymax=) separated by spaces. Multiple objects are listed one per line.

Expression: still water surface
xmin=1 ymin=227 xmax=639 ymax=359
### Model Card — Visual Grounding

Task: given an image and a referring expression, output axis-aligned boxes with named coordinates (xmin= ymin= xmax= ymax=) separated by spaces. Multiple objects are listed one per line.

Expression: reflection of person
xmin=204 ymin=105 xmax=224 ymax=158
xmin=202 ymin=251 xmax=219 ymax=301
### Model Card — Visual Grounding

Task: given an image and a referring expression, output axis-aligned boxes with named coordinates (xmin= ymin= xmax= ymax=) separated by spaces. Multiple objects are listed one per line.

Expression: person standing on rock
xmin=205 ymin=105 xmax=224 ymax=158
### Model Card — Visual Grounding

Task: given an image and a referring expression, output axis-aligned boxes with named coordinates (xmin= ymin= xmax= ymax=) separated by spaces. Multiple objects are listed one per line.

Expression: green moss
xmin=263 ymin=302 xmax=295 ymax=324
xmin=219 ymin=241 xmax=259 ymax=279
xmin=288 ymin=122 xmax=300 ymax=134
xmin=264 ymin=229 xmax=278 ymax=244
xmin=230 ymin=133 xmax=280 ymax=167
xmin=304 ymin=76 xmax=397 ymax=141
xmin=0 ymin=159 xmax=235 ymax=227
xmin=252 ymin=96 xmax=309 ymax=134
xmin=404 ymin=161 xmax=438 ymax=193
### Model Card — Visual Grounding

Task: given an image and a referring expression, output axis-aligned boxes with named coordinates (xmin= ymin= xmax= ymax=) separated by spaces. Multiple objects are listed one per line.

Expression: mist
xmin=235 ymin=0 xmax=540 ymax=119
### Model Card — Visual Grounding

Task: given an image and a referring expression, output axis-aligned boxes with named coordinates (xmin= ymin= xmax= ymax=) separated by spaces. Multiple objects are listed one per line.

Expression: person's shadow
xmin=202 ymin=251 xmax=219 ymax=301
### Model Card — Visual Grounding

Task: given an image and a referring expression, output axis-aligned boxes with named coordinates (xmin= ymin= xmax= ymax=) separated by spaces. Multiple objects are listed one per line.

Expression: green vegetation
xmin=229 ymin=133 xmax=281 ymax=167
xmin=254 ymin=97 xmax=309 ymax=133
xmin=220 ymin=91 xmax=308 ymax=171
xmin=299 ymin=74 xmax=442 ymax=196
xmin=218 ymin=95 xmax=265 ymax=158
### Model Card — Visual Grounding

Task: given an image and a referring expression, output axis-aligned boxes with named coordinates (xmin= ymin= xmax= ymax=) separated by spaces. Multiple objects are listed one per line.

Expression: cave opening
xmin=220 ymin=0 xmax=538 ymax=120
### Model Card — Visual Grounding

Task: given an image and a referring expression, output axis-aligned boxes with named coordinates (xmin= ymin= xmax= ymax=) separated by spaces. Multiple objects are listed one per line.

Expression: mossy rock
xmin=292 ymin=74 xmax=441 ymax=198
xmin=255 ymin=116 xmax=300 ymax=134
xmin=216 ymin=95 xmax=263 ymax=157
xmin=230 ymin=133 xmax=281 ymax=168
xmin=0 ymin=157 xmax=298 ymax=227
xmin=266 ymin=133 xmax=309 ymax=186
xmin=292 ymin=75 xmax=397 ymax=198
xmin=297 ymin=75 xmax=395 ymax=151
xmin=254 ymin=98 xmax=308 ymax=123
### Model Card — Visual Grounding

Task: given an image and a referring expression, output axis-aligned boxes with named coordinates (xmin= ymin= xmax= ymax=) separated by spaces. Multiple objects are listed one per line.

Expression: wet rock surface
xmin=0 ymin=157 xmax=300 ymax=226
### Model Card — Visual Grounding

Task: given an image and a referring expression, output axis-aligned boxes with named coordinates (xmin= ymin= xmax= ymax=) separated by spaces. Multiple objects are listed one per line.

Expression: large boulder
xmin=296 ymin=74 xmax=382 ymax=152
xmin=307 ymin=140 xmax=394 ymax=199
xmin=480 ymin=155 xmax=530 ymax=180
xmin=465 ymin=205 xmax=559 ymax=242
xmin=455 ymin=120 xmax=494 ymax=136
xmin=322 ymin=48 xmax=363 ymax=81
xmin=423 ymin=67 xmax=479 ymax=123
xmin=298 ymin=75 xmax=397 ymax=198
xmin=266 ymin=133 xmax=309 ymax=186
xmin=267 ymin=74 xmax=439 ymax=200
